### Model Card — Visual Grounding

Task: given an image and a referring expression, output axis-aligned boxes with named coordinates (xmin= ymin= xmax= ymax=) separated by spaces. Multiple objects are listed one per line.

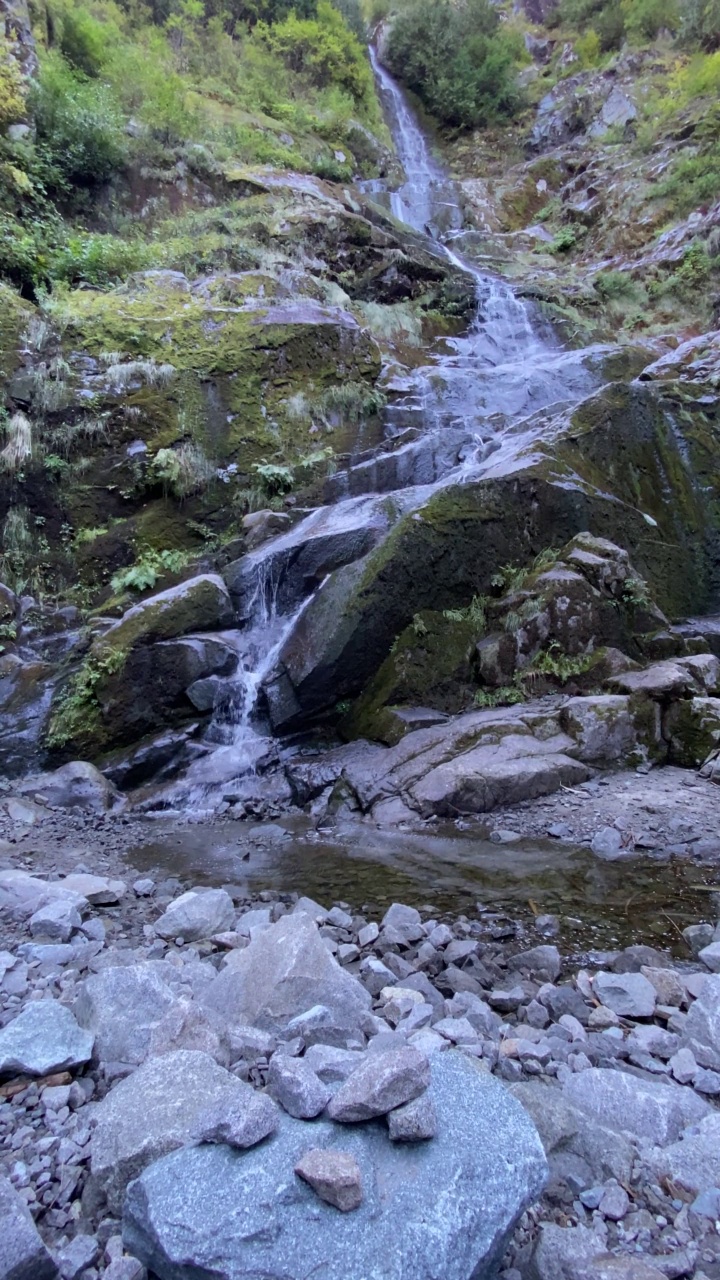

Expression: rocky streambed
xmin=3 ymin=808 xmax=720 ymax=1280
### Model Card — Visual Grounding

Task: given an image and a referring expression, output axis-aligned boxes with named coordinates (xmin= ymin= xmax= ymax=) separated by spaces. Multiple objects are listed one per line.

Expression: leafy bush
xmin=111 ymin=547 xmax=194 ymax=593
xmin=49 ymin=232 xmax=154 ymax=285
xmin=53 ymin=2 xmax=119 ymax=77
xmin=593 ymin=269 xmax=636 ymax=298
xmin=656 ymin=143 xmax=720 ymax=215
xmin=681 ymin=0 xmax=720 ymax=50
xmin=384 ymin=0 xmax=523 ymax=128
xmin=31 ymin=53 xmax=126 ymax=189
xmin=254 ymin=1 xmax=376 ymax=113
xmin=623 ymin=0 xmax=679 ymax=41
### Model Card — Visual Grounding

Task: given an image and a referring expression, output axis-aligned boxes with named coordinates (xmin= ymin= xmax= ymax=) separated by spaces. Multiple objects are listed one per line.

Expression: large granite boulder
xmin=201 ymin=912 xmax=371 ymax=1035
xmin=74 ymin=963 xmax=179 ymax=1067
xmin=123 ymin=1052 xmax=547 ymax=1280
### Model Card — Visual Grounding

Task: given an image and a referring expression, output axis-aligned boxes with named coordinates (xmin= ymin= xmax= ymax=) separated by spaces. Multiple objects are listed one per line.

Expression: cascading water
xmin=173 ymin=49 xmax=611 ymax=808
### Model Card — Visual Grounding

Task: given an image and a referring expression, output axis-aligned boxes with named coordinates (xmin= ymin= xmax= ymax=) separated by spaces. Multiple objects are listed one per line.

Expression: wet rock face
xmin=265 ymin=378 xmax=720 ymax=736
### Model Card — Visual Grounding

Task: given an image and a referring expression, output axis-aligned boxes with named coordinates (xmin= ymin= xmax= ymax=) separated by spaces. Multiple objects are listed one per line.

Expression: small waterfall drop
xmin=172 ymin=48 xmax=608 ymax=808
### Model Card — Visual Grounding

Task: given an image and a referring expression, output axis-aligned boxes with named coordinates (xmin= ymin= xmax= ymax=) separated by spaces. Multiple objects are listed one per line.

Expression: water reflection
xmin=129 ymin=816 xmax=715 ymax=954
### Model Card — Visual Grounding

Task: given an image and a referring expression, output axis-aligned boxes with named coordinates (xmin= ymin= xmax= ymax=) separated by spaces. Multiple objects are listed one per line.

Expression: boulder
xmin=154 ymin=889 xmax=235 ymax=942
xmin=0 ymin=869 xmax=87 ymax=918
xmin=16 ymin=761 xmax=120 ymax=812
xmin=201 ymin=913 xmax=371 ymax=1035
xmin=0 ymin=1000 xmax=93 ymax=1077
xmin=681 ymin=973 xmax=720 ymax=1069
xmin=123 ymin=1052 xmax=547 ymax=1280
xmin=193 ymin=1089 xmax=279 ymax=1150
xmin=0 ymin=1173 xmax=58 ymax=1280
xmin=562 ymin=1067 xmax=710 ymax=1145
xmin=74 ymin=963 xmax=178 ymax=1066
xmin=57 ymin=872 xmax=126 ymax=905
xmin=267 ymin=1055 xmax=330 ymax=1119
xmin=88 ymin=1049 xmax=260 ymax=1213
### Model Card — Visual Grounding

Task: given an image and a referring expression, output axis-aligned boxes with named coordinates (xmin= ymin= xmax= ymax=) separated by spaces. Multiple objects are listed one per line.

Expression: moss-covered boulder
xmin=266 ymin=378 xmax=720 ymax=733
xmin=47 ymin=574 xmax=235 ymax=757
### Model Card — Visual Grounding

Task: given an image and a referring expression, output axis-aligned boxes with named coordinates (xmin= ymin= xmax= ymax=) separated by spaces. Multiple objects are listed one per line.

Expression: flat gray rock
xmin=202 ymin=913 xmax=371 ymax=1034
xmin=563 ymin=1067 xmax=710 ymax=1146
xmin=639 ymin=1111 xmax=720 ymax=1195
xmin=155 ymin=889 xmax=235 ymax=942
xmin=0 ymin=1000 xmax=93 ymax=1077
xmin=123 ymin=1052 xmax=547 ymax=1280
xmin=89 ymin=1049 xmax=259 ymax=1213
xmin=0 ymin=1174 xmax=58 ymax=1279
xmin=592 ymin=971 xmax=656 ymax=1018
xmin=328 ymin=1046 xmax=430 ymax=1122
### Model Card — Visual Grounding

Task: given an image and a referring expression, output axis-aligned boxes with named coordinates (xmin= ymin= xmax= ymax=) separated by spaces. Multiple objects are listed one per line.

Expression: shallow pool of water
xmin=129 ymin=816 xmax=718 ymax=954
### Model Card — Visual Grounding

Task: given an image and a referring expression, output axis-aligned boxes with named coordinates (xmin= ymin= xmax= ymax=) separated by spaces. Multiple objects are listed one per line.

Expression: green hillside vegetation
xmin=0 ymin=0 xmax=385 ymax=295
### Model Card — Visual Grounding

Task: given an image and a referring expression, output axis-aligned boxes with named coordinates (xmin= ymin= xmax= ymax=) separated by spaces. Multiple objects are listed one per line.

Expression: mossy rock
xmin=269 ymin=379 xmax=720 ymax=732
xmin=46 ymin=573 xmax=234 ymax=757
xmin=341 ymin=610 xmax=479 ymax=743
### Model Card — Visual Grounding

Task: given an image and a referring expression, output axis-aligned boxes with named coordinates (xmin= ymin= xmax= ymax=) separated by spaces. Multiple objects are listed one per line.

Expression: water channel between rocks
xmin=128 ymin=816 xmax=718 ymax=956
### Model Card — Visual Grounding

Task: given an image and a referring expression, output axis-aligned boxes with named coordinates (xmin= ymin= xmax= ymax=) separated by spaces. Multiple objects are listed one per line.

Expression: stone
xmin=133 ymin=879 xmax=155 ymax=897
xmin=202 ymin=913 xmax=371 ymax=1034
xmin=575 ymin=1258 xmax=666 ymax=1280
xmin=592 ymin=971 xmax=656 ymax=1018
xmin=303 ymin=1045 xmax=366 ymax=1083
xmin=563 ymin=1067 xmax=710 ymax=1145
xmin=0 ymin=1000 xmax=93 ymax=1076
xmin=285 ymin=1003 xmax=358 ymax=1048
xmin=267 ymin=1056 xmax=331 ymax=1119
xmin=681 ymin=973 xmax=720 ymax=1069
xmin=683 ymin=923 xmax=714 ymax=958
xmin=640 ymin=1111 xmax=720 ymax=1196
xmin=626 ymin=1024 xmax=679 ymax=1059
xmin=0 ymin=870 xmax=87 ymax=918
xmin=236 ymin=907 xmax=272 ymax=936
xmin=56 ymin=1234 xmax=99 ymax=1280
xmin=155 ymin=889 xmax=235 ymax=942
xmin=104 ymin=1261 xmax=146 ymax=1280
xmin=522 ymin=1221 xmax=609 ymax=1280
xmin=294 ymin=1149 xmax=363 ymax=1212
xmin=640 ymin=966 xmax=685 ymax=1007
xmin=508 ymin=946 xmax=561 ymax=981
xmin=147 ymin=999 xmax=230 ymax=1065
xmin=597 ymin=1182 xmax=629 ymax=1220
xmin=60 ymin=873 xmax=126 ymax=904
xmin=123 ymin=1052 xmax=547 ymax=1280
xmin=358 ymin=922 xmax=379 ymax=948
xmin=0 ymin=1173 xmax=58 ymax=1280
xmin=387 ymin=1092 xmax=437 ymax=1142
xmin=17 ymin=761 xmax=119 ymax=813
xmin=669 ymin=1046 xmax=697 ymax=1084
xmin=29 ymin=898 xmax=82 ymax=942
xmin=590 ymin=827 xmax=624 ymax=860
xmin=193 ymin=1090 xmax=279 ymax=1149
xmin=89 ymin=1049 xmax=258 ymax=1213
xmin=74 ymin=964 xmax=177 ymax=1066
xmin=699 ymin=941 xmax=720 ymax=972
xmin=328 ymin=1047 xmax=430 ymax=1122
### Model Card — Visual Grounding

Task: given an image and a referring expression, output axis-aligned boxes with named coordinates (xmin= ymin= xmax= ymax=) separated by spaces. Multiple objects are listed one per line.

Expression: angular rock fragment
xmin=154 ymin=889 xmax=235 ymax=942
xmin=193 ymin=1090 xmax=278 ymax=1149
xmin=74 ymin=963 xmax=178 ymax=1066
xmin=0 ymin=1174 xmax=58 ymax=1280
xmin=328 ymin=1047 xmax=430 ymax=1122
xmin=0 ymin=1000 xmax=93 ymax=1077
xmin=295 ymin=1149 xmax=363 ymax=1212
xmin=267 ymin=1055 xmax=330 ymax=1119
xmin=387 ymin=1092 xmax=437 ymax=1142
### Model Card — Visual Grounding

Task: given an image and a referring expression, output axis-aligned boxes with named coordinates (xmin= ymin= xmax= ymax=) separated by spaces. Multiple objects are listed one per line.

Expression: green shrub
xmin=31 ymin=53 xmax=126 ymax=189
xmin=254 ymin=1 xmax=376 ymax=114
xmin=681 ymin=0 xmax=720 ymax=50
xmin=593 ymin=269 xmax=636 ymax=299
xmin=623 ymin=0 xmax=679 ymax=40
xmin=656 ymin=143 xmax=720 ymax=216
xmin=54 ymin=3 xmax=119 ymax=77
xmin=49 ymin=232 xmax=154 ymax=286
xmin=384 ymin=0 xmax=523 ymax=128
xmin=0 ymin=38 xmax=26 ymax=129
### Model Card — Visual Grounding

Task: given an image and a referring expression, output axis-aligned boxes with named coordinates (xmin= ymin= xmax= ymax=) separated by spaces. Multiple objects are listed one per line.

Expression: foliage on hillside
xmin=0 ymin=0 xmax=385 ymax=294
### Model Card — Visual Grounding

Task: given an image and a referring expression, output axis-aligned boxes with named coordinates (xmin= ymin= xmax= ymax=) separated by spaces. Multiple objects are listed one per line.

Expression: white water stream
xmin=175 ymin=50 xmax=610 ymax=808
